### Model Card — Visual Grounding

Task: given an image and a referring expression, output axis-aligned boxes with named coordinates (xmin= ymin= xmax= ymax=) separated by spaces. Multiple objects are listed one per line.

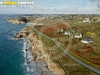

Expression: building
xmin=75 ymin=33 xmax=83 ymax=39
xmin=81 ymin=37 xmax=93 ymax=44
xmin=83 ymin=18 xmax=90 ymax=23
xmin=64 ymin=31 xmax=71 ymax=36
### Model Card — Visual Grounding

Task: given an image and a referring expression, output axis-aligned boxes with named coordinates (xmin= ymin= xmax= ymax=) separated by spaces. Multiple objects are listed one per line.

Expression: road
xmin=33 ymin=28 xmax=100 ymax=75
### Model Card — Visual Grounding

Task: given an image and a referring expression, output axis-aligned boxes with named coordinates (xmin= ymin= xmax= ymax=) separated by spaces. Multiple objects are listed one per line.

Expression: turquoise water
xmin=0 ymin=15 xmax=27 ymax=75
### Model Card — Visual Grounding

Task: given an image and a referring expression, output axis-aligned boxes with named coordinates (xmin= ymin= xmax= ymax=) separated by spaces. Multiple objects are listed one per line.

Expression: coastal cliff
xmin=14 ymin=27 xmax=65 ymax=75
xmin=5 ymin=18 xmax=27 ymax=24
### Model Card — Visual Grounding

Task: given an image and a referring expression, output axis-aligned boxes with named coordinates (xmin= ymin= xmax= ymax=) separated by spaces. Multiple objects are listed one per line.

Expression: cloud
xmin=25 ymin=0 xmax=34 ymax=1
xmin=32 ymin=5 xmax=80 ymax=12
xmin=89 ymin=0 xmax=100 ymax=11
xmin=79 ymin=0 xmax=87 ymax=7
xmin=32 ymin=6 xmax=55 ymax=11
xmin=56 ymin=6 xmax=79 ymax=12
xmin=89 ymin=0 xmax=99 ymax=2
xmin=4 ymin=0 xmax=34 ymax=1
xmin=31 ymin=0 xmax=100 ymax=13
xmin=4 ymin=0 xmax=14 ymax=1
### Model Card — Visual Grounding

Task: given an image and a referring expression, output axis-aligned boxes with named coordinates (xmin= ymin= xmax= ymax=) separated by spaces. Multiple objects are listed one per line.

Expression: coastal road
xmin=32 ymin=28 xmax=100 ymax=75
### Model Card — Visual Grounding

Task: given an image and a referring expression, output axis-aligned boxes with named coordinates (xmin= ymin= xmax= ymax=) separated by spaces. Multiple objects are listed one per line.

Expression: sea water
xmin=0 ymin=15 xmax=27 ymax=75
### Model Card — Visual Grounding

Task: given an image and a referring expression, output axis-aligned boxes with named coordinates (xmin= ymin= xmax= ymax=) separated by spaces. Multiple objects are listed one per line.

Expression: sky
xmin=0 ymin=0 xmax=100 ymax=14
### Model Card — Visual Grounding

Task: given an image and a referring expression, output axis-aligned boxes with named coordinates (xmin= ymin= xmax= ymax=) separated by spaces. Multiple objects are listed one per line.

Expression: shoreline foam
xmin=23 ymin=39 xmax=40 ymax=75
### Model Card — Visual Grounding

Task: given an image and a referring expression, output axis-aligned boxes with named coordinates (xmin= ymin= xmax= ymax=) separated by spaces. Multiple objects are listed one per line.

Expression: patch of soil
xmin=72 ymin=39 xmax=78 ymax=45
xmin=56 ymin=23 xmax=68 ymax=30
xmin=73 ymin=46 xmax=94 ymax=55
xmin=65 ymin=41 xmax=69 ymax=45
xmin=85 ymin=57 xmax=100 ymax=66
xmin=34 ymin=23 xmax=70 ymax=37
xmin=34 ymin=25 xmax=44 ymax=30
xmin=72 ymin=46 xmax=100 ymax=66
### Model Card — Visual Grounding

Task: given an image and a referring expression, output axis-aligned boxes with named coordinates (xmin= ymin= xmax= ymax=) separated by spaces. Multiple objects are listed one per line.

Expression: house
xmin=83 ymin=18 xmax=90 ymax=23
xmin=60 ymin=28 xmax=64 ymax=32
xmin=75 ymin=33 xmax=83 ymax=39
xmin=58 ymin=28 xmax=65 ymax=34
xmin=64 ymin=31 xmax=72 ymax=36
xmin=64 ymin=29 xmax=74 ymax=36
xmin=81 ymin=37 xmax=93 ymax=44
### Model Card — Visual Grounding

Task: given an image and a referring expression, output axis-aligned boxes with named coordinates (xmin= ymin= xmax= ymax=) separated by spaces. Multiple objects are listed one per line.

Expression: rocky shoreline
xmin=15 ymin=27 xmax=65 ymax=75
xmin=5 ymin=18 xmax=26 ymax=24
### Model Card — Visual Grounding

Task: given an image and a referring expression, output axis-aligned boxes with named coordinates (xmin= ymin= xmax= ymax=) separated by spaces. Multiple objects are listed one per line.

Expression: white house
xmin=81 ymin=38 xmax=93 ymax=44
xmin=83 ymin=18 xmax=90 ymax=23
xmin=64 ymin=31 xmax=71 ymax=36
xmin=75 ymin=33 xmax=83 ymax=39
xmin=60 ymin=28 xmax=64 ymax=32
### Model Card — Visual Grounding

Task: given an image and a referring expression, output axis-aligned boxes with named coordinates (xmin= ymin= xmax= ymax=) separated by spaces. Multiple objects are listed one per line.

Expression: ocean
xmin=0 ymin=15 xmax=27 ymax=75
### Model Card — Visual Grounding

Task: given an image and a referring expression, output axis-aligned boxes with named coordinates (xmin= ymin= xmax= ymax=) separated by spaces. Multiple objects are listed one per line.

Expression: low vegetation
xmin=33 ymin=29 xmax=97 ymax=75
xmin=25 ymin=14 xmax=100 ymax=75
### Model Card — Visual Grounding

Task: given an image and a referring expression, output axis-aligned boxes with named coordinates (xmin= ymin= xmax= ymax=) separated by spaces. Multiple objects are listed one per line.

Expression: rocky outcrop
xmin=5 ymin=18 xmax=26 ymax=24
xmin=13 ymin=28 xmax=30 ymax=38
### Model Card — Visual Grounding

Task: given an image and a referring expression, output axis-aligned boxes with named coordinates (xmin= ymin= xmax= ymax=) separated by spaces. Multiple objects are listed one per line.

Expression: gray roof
xmin=83 ymin=38 xmax=93 ymax=42
xmin=76 ymin=33 xmax=82 ymax=36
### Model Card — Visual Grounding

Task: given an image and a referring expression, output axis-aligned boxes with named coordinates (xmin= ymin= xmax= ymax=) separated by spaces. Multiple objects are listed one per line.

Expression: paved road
xmin=33 ymin=28 xmax=100 ymax=75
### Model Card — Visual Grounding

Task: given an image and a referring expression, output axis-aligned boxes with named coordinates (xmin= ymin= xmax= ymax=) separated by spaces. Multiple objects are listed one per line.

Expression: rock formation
xmin=14 ymin=27 xmax=65 ymax=75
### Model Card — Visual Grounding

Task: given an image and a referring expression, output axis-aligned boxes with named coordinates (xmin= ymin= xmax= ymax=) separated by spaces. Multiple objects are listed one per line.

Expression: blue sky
xmin=0 ymin=0 xmax=100 ymax=14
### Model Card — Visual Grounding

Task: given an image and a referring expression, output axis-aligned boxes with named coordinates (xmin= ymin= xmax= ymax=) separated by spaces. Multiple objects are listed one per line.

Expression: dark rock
xmin=19 ymin=35 xmax=24 ymax=38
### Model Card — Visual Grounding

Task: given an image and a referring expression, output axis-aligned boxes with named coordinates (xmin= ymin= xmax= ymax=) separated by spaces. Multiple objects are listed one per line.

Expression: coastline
xmin=23 ymin=39 xmax=37 ymax=75
xmin=24 ymin=37 xmax=54 ymax=75
xmin=16 ymin=27 xmax=65 ymax=75
xmin=4 ymin=15 xmax=100 ymax=75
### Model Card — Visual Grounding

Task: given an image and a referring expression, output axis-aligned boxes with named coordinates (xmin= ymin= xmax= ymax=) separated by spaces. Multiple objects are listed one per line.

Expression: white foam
xmin=23 ymin=49 xmax=26 ymax=53
xmin=30 ymin=68 xmax=33 ymax=72
xmin=27 ymin=66 xmax=30 ymax=72
xmin=22 ymin=39 xmax=39 ymax=75
xmin=8 ymin=37 xmax=18 ymax=40
xmin=24 ymin=62 xmax=27 ymax=66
